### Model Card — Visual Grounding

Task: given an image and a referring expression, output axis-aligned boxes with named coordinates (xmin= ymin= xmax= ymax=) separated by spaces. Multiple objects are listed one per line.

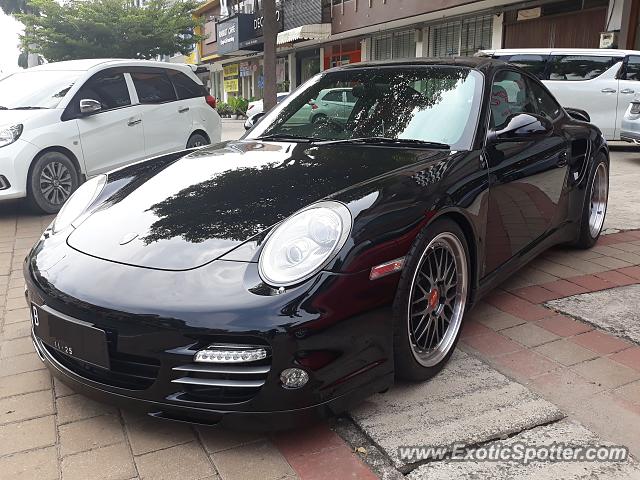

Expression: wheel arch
xmin=189 ymin=129 xmax=210 ymax=144
xmin=427 ymin=209 xmax=480 ymax=305
xmin=28 ymin=146 xmax=84 ymax=184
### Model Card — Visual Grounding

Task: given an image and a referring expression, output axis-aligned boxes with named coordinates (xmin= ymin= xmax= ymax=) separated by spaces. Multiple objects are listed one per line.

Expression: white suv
xmin=481 ymin=48 xmax=640 ymax=141
xmin=0 ymin=59 xmax=221 ymax=212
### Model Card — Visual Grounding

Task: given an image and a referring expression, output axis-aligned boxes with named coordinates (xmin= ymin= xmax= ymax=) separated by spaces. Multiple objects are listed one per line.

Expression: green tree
xmin=17 ymin=0 xmax=204 ymax=62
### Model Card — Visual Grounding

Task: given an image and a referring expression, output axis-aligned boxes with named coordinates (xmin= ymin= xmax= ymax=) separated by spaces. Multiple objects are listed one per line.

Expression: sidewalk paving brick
xmin=533 ymin=339 xmax=599 ymax=366
xmin=134 ymin=441 xmax=216 ymax=480
xmin=212 ymin=441 xmax=296 ymax=480
xmin=0 ymin=445 xmax=59 ymax=480
xmin=570 ymin=330 xmax=632 ymax=355
xmin=61 ymin=442 xmax=137 ymax=480
xmin=0 ymin=415 xmax=56 ymax=456
xmin=59 ymin=414 xmax=126 ymax=457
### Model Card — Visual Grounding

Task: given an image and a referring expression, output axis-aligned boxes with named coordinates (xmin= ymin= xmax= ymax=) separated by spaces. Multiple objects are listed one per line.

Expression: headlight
xmin=0 ymin=124 xmax=23 ymax=148
xmin=259 ymin=201 xmax=352 ymax=287
xmin=52 ymin=174 xmax=107 ymax=233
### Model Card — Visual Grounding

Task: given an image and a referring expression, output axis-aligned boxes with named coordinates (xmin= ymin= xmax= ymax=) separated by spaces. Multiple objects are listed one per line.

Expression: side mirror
xmin=564 ymin=107 xmax=590 ymax=123
xmin=487 ymin=113 xmax=552 ymax=143
xmin=79 ymin=99 xmax=101 ymax=115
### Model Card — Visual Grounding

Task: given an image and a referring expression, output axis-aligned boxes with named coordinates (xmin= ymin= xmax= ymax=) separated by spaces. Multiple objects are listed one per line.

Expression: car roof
xmin=28 ymin=58 xmax=195 ymax=74
xmin=481 ymin=48 xmax=640 ymax=57
xmin=331 ymin=56 xmax=497 ymax=73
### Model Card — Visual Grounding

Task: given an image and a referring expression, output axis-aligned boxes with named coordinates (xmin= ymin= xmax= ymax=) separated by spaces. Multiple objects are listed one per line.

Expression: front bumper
xmin=0 ymin=138 xmax=40 ymax=200
xmin=25 ymin=233 xmax=398 ymax=429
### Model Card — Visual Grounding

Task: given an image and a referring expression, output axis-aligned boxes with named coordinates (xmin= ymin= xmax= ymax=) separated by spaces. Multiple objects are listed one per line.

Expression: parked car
xmin=308 ymin=88 xmax=357 ymax=125
xmin=26 ymin=58 xmax=608 ymax=430
xmin=244 ymin=92 xmax=289 ymax=130
xmin=481 ymin=48 xmax=640 ymax=141
xmin=0 ymin=59 xmax=221 ymax=213
xmin=620 ymin=95 xmax=640 ymax=143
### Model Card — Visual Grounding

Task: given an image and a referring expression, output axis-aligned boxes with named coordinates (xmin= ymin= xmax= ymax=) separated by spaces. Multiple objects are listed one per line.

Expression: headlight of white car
xmin=0 ymin=124 xmax=23 ymax=148
xmin=259 ymin=201 xmax=352 ymax=287
xmin=52 ymin=174 xmax=107 ymax=233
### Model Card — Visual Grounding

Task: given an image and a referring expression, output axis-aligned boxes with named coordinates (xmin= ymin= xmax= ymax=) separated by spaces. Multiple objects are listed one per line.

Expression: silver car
xmin=621 ymin=96 xmax=640 ymax=144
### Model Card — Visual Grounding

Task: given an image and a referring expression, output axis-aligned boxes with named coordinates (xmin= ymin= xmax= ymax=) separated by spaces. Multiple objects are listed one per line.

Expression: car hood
xmin=0 ymin=109 xmax=51 ymax=129
xmin=67 ymin=140 xmax=443 ymax=271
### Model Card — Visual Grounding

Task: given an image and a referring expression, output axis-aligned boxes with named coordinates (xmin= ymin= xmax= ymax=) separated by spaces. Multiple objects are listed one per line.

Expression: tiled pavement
xmin=2 ymin=216 xmax=640 ymax=479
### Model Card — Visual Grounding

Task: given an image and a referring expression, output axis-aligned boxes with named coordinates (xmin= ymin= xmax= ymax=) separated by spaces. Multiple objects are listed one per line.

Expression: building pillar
xmin=288 ymin=52 xmax=297 ymax=91
xmin=360 ymin=38 xmax=370 ymax=61
xmin=618 ymin=0 xmax=638 ymax=49
xmin=415 ymin=28 xmax=424 ymax=57
xmin=320 ymin=47 xmax=325 ymax=71
xmin=491 ymin=12 xmax=504 ymax=49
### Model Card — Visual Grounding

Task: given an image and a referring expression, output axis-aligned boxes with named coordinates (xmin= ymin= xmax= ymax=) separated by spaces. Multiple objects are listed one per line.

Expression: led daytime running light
xmin=194 ymin=347 xmax=267 ymax=363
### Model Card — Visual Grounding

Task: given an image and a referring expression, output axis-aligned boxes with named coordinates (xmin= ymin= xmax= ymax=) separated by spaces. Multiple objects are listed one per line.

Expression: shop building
xmin=191 ymin=0 xmax=639 ymax=102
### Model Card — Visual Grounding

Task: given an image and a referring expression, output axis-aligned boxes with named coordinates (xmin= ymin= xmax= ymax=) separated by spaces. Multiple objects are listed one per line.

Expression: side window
xmin=76 ymin=71 xmax=131 ymax=111
xmin=322 ymin=90 xmax=343 ymax=102
xmin=496 ymin=54 xmax=548 ymax=79
xmin=548 ymin=55 xmax=617 ymax=81
xmin=130 ymin=70 xmax=177 ymax=104
xmin=526 ymin=78 xmax=562 ymax=121
xmin=345 ymin=90 xmax=357 ymax=104
xmin=624 ymin=56 xmax=640 ymax=81
xmin=490 ymin=70 xmax=536 ymax=129
xmin=166 ymin=70 xmax=205 ymax=100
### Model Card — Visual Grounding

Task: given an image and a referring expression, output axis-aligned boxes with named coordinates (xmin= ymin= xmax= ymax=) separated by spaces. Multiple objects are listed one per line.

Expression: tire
xmin=312 ymin=114 xmax=327 ymax=124
xmin=186 ymin=133 xmax=210 ymax=149
xmin=573 ymin=153 xmax=609 ymax=249
xmin=393 ymin=219 xmax=470 ymax=381
xmin=27 ymin=151 xmax=79 ymax=214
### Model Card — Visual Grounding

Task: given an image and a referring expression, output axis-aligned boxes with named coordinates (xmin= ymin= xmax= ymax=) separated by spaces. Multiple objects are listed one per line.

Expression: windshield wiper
xmin=257 ymin=133 xmax=315 ymax=143
xmin=314 ymin=137 xmax=450 ymax=149
xmin=10 ymin=106 xmax=48 ymax=110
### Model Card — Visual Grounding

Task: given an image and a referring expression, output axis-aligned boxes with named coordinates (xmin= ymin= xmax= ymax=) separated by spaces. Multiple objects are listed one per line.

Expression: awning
xmin=277 ymin=24 xmax=331 ymax=46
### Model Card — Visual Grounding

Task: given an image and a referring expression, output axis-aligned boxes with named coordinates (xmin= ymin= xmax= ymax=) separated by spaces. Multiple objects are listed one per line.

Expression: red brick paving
xmin=484 ymin=291 xmax=552 ymax=321
xmin=539 ymin=279 xmax=589 ymax=297
xmin=492 ymin=349 xmax=560 ymax=379
xmin=567 ymin=274 xmax=617 ymax=291
xmin=535 ymin=315 xmax=593 ymax=337
xmin=273 ymin=424 xmax=377 ymax=480
xmin=594 ymin=270 xmax=637 ymax=286
xmin=610 ymin=347 xmax=640 ymax=371
xmin=570 ymin=330 xmax=632 ymax=355
xmin=461 ymin=331 xmax=524 ymax=357
xmin=511 ymin=285 xmax=560 ymax=303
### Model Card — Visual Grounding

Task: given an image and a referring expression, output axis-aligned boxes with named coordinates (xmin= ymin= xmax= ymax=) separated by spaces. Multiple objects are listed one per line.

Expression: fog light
xmin=280 ymin=368 xmax=309 ymax=389
xmin=194 ymin=347 xmax=267 ymax=363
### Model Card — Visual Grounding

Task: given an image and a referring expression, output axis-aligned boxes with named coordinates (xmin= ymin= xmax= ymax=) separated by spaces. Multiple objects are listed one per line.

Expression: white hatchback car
xmin=0 ymin=59 xmax=221 ymax=212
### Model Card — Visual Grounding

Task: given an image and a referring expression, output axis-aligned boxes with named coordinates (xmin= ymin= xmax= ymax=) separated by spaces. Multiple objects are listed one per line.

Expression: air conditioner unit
xmin=600 ymin=31 xmax=619 ymax=49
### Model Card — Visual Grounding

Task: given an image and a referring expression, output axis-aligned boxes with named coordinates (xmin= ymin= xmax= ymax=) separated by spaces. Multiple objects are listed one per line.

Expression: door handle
xmin=601 ymin=88 xmax=617 ymax=93
xmin=621 ymin=88 xmax=635 ymax=94
xmin=127 ymin=119 xmax=141 ymax=126
xmin=178 ymin=107 xmax=190 ymax=113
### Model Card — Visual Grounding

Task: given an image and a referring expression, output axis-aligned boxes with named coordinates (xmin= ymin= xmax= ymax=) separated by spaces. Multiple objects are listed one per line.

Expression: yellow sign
xmin=223 ymin=64 xmax=239 ymax=77
xmin=224 ymin=79 xmax=239 ymax=92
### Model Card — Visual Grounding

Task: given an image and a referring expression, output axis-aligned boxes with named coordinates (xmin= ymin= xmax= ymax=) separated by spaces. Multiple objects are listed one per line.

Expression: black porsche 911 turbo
xmin=25 ymin=57 xmax=608 ymax=430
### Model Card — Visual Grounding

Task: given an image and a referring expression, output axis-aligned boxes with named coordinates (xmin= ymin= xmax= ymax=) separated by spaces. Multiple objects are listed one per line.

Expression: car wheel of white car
xmin=187 ymin=133 xmax=209 ymax=149
xmin=27 ymin=151 xmax=79 ymax=214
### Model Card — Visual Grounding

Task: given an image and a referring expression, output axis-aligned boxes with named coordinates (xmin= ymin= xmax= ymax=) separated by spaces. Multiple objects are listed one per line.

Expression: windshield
xmin=0 ymin=70 xmax=80 ymax=109
xmin=247 ymin=66 xmax=483 ymax=150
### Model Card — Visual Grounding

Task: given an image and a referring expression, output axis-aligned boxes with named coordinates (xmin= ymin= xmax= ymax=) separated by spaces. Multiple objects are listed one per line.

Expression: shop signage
xmin=223 ymin=64 xmax=239 ymax=77
xmin=253 ymin=5 xmax=284 ymax=38
xmin=224 ymin=78 xmax=239 ymax=92
xmin=217 ymin=14 xmax=255 ymax=55
xmin=239 ymin=62 xmax=251 ymax=77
